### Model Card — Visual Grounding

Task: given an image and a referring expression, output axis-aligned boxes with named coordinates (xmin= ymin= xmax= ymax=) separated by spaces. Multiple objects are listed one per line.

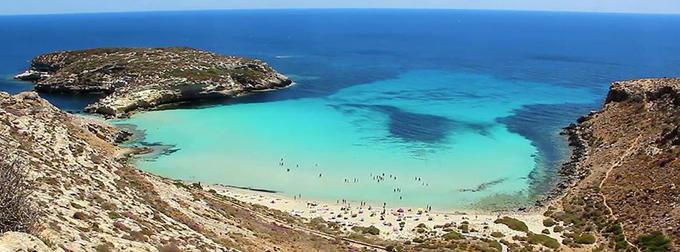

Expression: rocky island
xmin=15 ymin=47 xmax=292 ymax=117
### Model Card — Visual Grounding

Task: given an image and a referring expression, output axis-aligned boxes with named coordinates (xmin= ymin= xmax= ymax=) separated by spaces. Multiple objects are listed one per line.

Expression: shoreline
xmin=534 ymin=113 xmax=593 ymax=205
xmin=109 ymin=109 xmax=583 ymax=213
xmin=202 ymin=182 xmax=556 ymax=241
xmin=110 ymin=117 xmax=582 ymax=214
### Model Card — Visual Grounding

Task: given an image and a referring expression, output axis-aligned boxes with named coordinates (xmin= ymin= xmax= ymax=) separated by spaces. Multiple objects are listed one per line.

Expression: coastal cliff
xmin=551 ymin=78 xmax=679 ymax=251
xmin=15 ymin=47 xmax=292 ymax=117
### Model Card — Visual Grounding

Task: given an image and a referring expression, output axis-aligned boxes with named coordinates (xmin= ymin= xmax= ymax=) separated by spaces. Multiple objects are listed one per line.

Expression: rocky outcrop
xmin=0 ymin=92 xmax=353 ymax=251
xmin=551 ymin=78 xmax=680 ymax=250
xmin=15 ymin=47 xmax=292 ymax=118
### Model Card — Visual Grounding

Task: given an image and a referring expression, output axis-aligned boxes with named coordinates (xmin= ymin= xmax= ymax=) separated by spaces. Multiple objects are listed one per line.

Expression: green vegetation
xmin=552 ymin=211 xmax=584 ymax=227
xmin=494 ymin=217 xmax=529 ymax=233
xmin=230 ymin=66 xmax=266 ymax=83
xmin=541 ymin=229 xmax=550 ymax=235
xmin=574 ymin=233 xmax=596 ymax=244
xmin=527 ymin=233 xmax=560 ymax=249
xmin=542 ymin=218 xmax=556 ymax=227
xmin=351 ymin=225 xmax=380 ymax=235
xmin=108 ymin=211 xmax=122 ymax=219
xmin=0 ymin=156 xmax=38 ymax=233
xmin=637 ymin=232 xmax=672 ymax=252
xmin=553 ymin=226 xmax=564 ymax=233
xmin=490 ymin=231 xmax=504 ymax=238
xmin=603 ymin=222 xmax=630 ymax=250
xmin=443 ymin=231 xmax=465 ymax=240
xmin=487 ymin=240 xmax=503 ymax=252
xmin=71 ymin=202 xmax=85 ymax=209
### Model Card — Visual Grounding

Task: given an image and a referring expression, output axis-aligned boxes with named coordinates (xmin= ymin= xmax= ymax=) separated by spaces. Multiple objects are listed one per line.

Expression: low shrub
xmin=443 ymin=231 xmax=464 ymax=240
xmin=488 ymin=240 xmax=502 ymax=252
xmin=637 ymin=231 xmax=672 ymax=252
xmin=543 ymin=218 xmax=556 ymax=227
xmin=0 ymin=157 xmax=38 ymax=233
xmin=553 ymin=226 xmax=564 ymax=233
xmin=574 ymin=233 xmax=596 ymax=244
xmin=490 ymin=231 xmax=504 ymax=238
xmin=352 ymin=225 xmax=380 ymax=235
xmin=494 ymin=217 xmax=529 ymax=232
xmin=108 ymin=211 xmax=122 ymax=219
xmin=527 ymin=233 xmax=560 ymax=249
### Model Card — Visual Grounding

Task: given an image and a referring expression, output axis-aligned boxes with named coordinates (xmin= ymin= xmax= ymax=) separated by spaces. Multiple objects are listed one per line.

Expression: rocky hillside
xmin=0 ymin=92 xmax=356 ymax=252
xmin=15 ymin=47 xmax=292 ymax=117
xmin=550 ymin=78 xmax=678 ymax=251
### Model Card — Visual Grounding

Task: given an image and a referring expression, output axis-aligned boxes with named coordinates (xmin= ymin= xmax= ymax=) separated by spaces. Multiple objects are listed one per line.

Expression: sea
xmin=1 ymin=9 xmax=679 ymax=210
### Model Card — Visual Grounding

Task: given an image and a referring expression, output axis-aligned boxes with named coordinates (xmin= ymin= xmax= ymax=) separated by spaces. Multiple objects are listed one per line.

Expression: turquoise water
xmin=120 ymin=71 xmax=596 ymax=209
xmin=2 ymin=10 xmax=680 ymax=209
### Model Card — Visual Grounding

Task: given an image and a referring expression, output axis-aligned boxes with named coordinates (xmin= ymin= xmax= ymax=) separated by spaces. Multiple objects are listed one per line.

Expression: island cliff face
xmin=15 ymin=47 xmax=292 ymax=117
xmin=552 ymin=78 xmax=679 ymax=250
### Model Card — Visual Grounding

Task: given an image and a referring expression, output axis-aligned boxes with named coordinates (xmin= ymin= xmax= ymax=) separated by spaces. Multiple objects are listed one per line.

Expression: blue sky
xmin=1 ymin=0 xmax=679 ymax=15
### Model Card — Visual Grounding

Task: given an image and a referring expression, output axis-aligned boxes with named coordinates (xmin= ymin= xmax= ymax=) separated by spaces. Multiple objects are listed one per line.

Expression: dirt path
xmin=598 ymin=134 xmax=641 ymax=251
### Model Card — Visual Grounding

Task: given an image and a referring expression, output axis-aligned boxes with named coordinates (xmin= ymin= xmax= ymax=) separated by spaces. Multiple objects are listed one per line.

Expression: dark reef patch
xmin=332 ymin=103 xmax=492 ymax=143
xmin=372 ymin=104 xmax=452 ymax=143
xmin=459 ymin=178 xmax=507 ymax=193
xmin=496 ymin=103 xmax=597 ymax=199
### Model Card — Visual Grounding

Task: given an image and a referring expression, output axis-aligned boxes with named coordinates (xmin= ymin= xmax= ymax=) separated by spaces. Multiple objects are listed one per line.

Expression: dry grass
xmin=0 ymin=154 xmax=38 ymax=233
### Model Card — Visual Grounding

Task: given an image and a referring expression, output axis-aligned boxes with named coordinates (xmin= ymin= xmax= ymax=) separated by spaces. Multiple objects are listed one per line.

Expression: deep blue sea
xmin=2 ymin=9 xmax=679 ymax=209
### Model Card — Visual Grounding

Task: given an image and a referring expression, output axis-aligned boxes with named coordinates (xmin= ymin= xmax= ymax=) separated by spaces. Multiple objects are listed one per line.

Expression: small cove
xmin=1 ymin=9 xmax=680 ymax=210
xmin=116 ymin=70 xmax=598 ymax=209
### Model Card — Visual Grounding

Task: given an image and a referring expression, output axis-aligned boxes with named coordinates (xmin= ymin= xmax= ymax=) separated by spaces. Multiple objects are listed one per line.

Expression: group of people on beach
xmin=277 ymin=157 xmax=440 ymax=208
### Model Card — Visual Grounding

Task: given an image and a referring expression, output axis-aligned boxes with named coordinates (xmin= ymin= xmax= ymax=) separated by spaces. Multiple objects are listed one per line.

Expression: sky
xmin=0 ymin=0 xmax=679 ymax=15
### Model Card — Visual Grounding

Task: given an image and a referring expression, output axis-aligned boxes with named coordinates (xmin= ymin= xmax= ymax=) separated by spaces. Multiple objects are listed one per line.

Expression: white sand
xmin=206 ymin=184 xmax=561 ymax=241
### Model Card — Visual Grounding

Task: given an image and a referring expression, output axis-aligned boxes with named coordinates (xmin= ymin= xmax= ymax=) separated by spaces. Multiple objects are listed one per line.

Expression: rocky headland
xmin=547 ymin=78 xmax=679 ymax=251
xmin=15 ymin=47 xmax=292 ymax=118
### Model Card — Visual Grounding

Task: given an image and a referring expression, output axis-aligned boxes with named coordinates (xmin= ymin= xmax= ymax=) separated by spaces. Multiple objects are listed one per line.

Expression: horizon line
xmin=1 ymin=7 xmax=680 ymax=17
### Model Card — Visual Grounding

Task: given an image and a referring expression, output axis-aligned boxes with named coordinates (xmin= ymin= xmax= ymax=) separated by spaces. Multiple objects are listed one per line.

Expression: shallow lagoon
xmin=119 ymin=70 xmax=597 ymax=209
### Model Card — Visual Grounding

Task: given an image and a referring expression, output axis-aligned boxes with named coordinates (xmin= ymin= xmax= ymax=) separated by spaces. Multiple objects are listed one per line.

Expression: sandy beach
xmin=205 ymin=184 xmax=560 ymax=242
